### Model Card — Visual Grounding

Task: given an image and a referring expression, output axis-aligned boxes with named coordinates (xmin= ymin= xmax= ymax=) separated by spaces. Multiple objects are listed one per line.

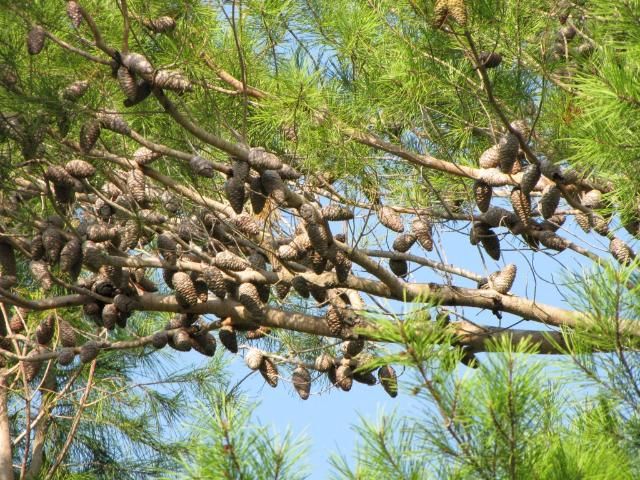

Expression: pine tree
xmin=1 ymin=0 xmax=640 ymax=478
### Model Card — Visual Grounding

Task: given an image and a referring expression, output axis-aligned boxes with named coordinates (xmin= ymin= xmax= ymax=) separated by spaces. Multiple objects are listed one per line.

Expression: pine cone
xmin=23 ymin=349 xmax=43 ymax=382
xmin=336 ymin=364 xmax=353 ymax=391
xmin=249 ymin=147 xmax=282 ymax=171
xmin=582 ymin=189 xmax=603 ymax=210
xmin=120 ymin=52 xmax=154 ymax=78
xmin=45 ymin=165 xmax=76 ymax=188
xmin=101 ymin=303 xmax=119 ymax=330
xmin=314 ymin=353 xmax=334 ymax=372
xmin=202 ymin=266 xmax=227 ymax=299
xmin=142 ymin=16 xmax=176 ymax=33
xmin=377 ymin=206 xmax=404 ymax=233
xmin=333 ymin=249 xmax=352 ymax=283
xmin=30 ymin=235 xmax=45 ymax=261
xmin=447 ymin=0 xmax=467 ymax=26
xmin=591 ymin=214 xmax=609 ymax=236
xmin=305 ymin=222 xmax=331 ymax=257
xmin=218 ymin=324 xmax=238 ymax=353
xmin=520 ymin=164 xmax=541 ymax=195
xmin=66 ymin=1 xmax=82 ymax=27
xmin=58 ymin=319 xmax=76 ymax=347
xmin=0 ymin=242 xmax=16 ymax=278
xmin=274 ymin=281 xmax=291 ymax=300
xmin=473 ymin=180 xmax=492 ymax=212
xmin=30 ymin=260 xmax=53 ymax=290
xmin=225 ymin=176 xmax=246 ymax=214
xmin=260 ymin=357 xmax=279 ymax=387
xmin=538 ymin=231 xmax=567 ymax=252
xmin=307 ymin=250 xmax=328 ymax=274
xmin=65 ymin=159 xmax=96 ymax=178
xmin=487 ymin=264 xmax=517 ymax=294
xmin=238 ymin=283 xmax=266 ymax=320
xmin=392 ymin=233 xmax=417 ymax=253
xmin=188 ymin=155 xmax=215 ymax=177
xmin=79 ymin=341 xmax=100 ymax=363
xmin=433 ymin=0 xmax=449 ymax=28
xmin=98 ymin=112 xmax=130 ymax=134
xmin=575 ymin=212 xmax=591 ymax=233
xmin=35 ymin=315 xmax=55 ymax=345
xmin=232 ymin=214 xmax=260 ymax=236
xmin=27 ymin=26 xmax=45 ymax=55
xmin=151 ymin=331 xmax=168 ymax=349
xmin=479 ymin=145 xmax=500 ymax=168
xmin=117 ymin=66 xmax=138 ymax=100
xmin=87 ymin=224 xmax=117 ymax=243
xmin=153 ymin=69 xmax=192 ymax=93
xmin=120 ymin=220 xmax=140 ymax=251
xmin=215 ymin=251 xmax=248 ymax=272
xmin=169 ymin=329 xmax=192 ymax=352
xmin=79 ymin=120 xmax=101 ymax=153
xmin=378 ymin=365 xmax=398 ymax=398
xmin=261 ymin=170 xmax=286 ymax=205
xmin=245 ymin=348 xmax=263 ymax=370
xmin=539 ymin=185 xmax=561 ymax=219
xmin=127 ymin=168 xmax=147 ymax=204
xmin=249 ymin=172 xmax=267 ymax=214
xmin=541 ymin=214 xmax=566 ymax=232
xmin=389 ymin=258 xmax=408 ymax=277
xmin=609 ymin=238 xmax=635 ymax=265
xmin=131 ymin=146 xmax=160 ymax=166
xmin=42 ymin=227 xmax=64 ymax=265
xmin=171 ymin=272 xmax=199 ymax=307
xmin=477 ymin=226 xmax=501 ymax=260
xmin=57 ymin=348 xmax=76 ymax=366
xmin=498 ymin=134 xmax=520 ymax=173
xmin=291 ymin=276 xmax=310 ymax=298
xmin=353 ymin=371 xmax=377 ymax=385
xmin=322 ymin=205 xmax=354 ymax=221
xmin=478 ymin=51 xmax=502 ymax=68
xmin=411 ymin=217 xmax=433 ymax=251
xmin=510 ymin=187 xmax=532 ymax=228
xmin=292 ymin=366 xmax=311 ymax=400
xmin=326 ymin=305 xmax=344 ymax=336
xmin=190 ymin=331 xmax=217 ymax=357
xmin=341 ymin=339 xmax=365 ymax=358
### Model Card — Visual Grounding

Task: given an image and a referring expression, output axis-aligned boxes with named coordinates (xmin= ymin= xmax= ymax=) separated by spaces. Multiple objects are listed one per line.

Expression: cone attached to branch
xmin=172 ymin=272 xmax=199 ymax=307
xmin=27 ymin=26 xmax=45 ymax=55
xmin=292 ymin=366 xmax=311 ymax=400
xmin=473 ymin=180 xmax=492 ymax=212
xmin=376 ymin=206 xmax=404 ymax=233
xmin=219 ymin=324 xmax=238 ymax=353
xmin=378 ymin=365 xmax=398 ymax=398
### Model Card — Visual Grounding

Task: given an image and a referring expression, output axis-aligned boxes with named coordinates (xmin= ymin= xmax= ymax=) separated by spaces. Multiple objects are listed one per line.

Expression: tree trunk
xmin=0 ymin=375 xmax=14 ymax=480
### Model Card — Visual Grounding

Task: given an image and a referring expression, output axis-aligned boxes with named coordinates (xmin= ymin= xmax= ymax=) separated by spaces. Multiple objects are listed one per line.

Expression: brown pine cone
xmin=377 ymin=206 xmax=404 ymax=233
xmin=261 ymin=170 xmax=286 ymax=205
xmin=58 ymin=319 xmax=76 ymax=347
xmin=27 ymin=26 xmax=45 ymax=55
xmin=389 ymin=258 xmax=408 ymax=277
xmin=510 ymin=187 xmax=532 ymax=228
xmin=520 ymin=164 xmax=541 ymax=195
xmin=412 ymin=217 xmax=434 ymax=251
xmin=473 ymin=180 xmax=492 ymax=213
xmin=238 ymin=283 xmax=266 ymax=320
xmin=65 ymin=159 xmax=96 ymax=178
xmin=539 ymin=186 xmax=561 ymax=219
xmin=259 ymin=357 xmax=279 ymax=388
xmin=392 ymin=233 xmax=417 ymax=253
xmin=609 ymin=238 xmax=635 ymax=266
xmin=326 ymin=305 xmax=344 ymax=336
xmin=249 ymin=147 xmax=282 ymax=171
xmin=79 ymin=341 xmax=100 ymax=363
xmin=36 ymin=315 xmax=55 ymax=345
xmin=66 ymin=1 xmax=83 ymax=28
xmin=225 ymin=176 xmax=246 ymax=214
xmin=378 ymin=365 xmax=398 ymax=398
xmin=79 ymin=120 xmax=101 ymax=153
xmin=218 ymin=324 xmax=238 ymax=353
xmin=172 ymin=272 xmax=199 ymax=307
xmin=142 ymin=16 xmax=176 ymax=33
xmin=292 ymin=366 xmax=311 ymax=400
